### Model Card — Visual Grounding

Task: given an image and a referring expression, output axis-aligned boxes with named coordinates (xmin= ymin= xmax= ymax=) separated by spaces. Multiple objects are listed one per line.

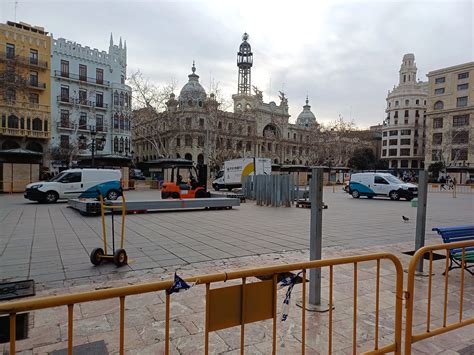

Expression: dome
xmin=179 ymin=62 xmax=207 ymax=108
xmin=296 ymin=96 xmax=316 ymax=127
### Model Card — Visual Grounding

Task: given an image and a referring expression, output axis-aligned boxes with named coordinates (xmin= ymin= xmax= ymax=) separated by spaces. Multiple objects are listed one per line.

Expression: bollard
xmin=415 ymin=171 xmax=428 ymax=273
xmin=453 ymin=184 xmax=457 ymax=199
xmin=333 ymin=182 xmax=335 ymax=193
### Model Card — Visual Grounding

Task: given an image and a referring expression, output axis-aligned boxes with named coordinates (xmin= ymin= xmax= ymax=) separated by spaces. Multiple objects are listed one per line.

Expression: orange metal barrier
xmin=0 ymin=252 xmax=404 ymax=354
xmin=404 ymin=241 xmax=474 ymax=355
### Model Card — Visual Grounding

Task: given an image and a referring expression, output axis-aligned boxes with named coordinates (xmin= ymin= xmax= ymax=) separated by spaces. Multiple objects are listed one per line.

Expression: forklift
xmin=156 ymin=159 xmax=210 ymax=199
xmin=90 ymin=189 xmax=128 ymax=267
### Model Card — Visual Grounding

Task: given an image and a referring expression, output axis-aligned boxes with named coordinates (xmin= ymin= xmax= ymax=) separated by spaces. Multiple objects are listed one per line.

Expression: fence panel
xmin=404 ymin=240 xmax=474 ymax=354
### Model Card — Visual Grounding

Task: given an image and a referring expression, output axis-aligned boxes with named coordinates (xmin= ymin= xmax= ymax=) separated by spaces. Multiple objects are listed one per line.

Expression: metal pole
xmin=91 ymin=141 xmax=95 ymax=168
xmin=415 ymin=170 xmax=428 ymax=273
xmin=309 ymin=168 xmax=324 ymax=305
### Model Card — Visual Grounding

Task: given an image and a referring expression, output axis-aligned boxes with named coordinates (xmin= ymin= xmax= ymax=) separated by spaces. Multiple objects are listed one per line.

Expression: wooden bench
xmin=432 ymin=225 xmax=474 ymax=275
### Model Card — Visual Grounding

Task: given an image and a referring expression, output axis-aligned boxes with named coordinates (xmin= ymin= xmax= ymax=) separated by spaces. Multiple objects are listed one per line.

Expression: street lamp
xmin=79 ymin=126 xmax=106 ymax=167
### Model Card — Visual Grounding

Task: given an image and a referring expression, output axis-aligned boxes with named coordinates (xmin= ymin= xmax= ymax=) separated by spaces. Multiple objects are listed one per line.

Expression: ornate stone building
xmin=133 ymin=33 xmax=372 ymax=171
xmin=381 ymin=54 xmax=428 ymax=170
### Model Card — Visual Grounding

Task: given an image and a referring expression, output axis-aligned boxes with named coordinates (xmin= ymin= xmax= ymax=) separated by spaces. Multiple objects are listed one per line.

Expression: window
xmin=186 ymin=117 xmax=192 ymax=128
xmin=452 ymin=131 xmax=469 ymax=144
xmin=79 ymin=113 xmax=87 ymax=129
xmin=114 ymin=137 xmax=118 ymax=152
xmin=32 ymin=117 xmax=42 ymax=131
xmin=433 ymin=117 xmax=443 ymax=128
xmin=7 ymin=114 xmax=18 ymax=128
xmin=61 ymin=172 xmax=82 ymax=184
xmin=400 ymin=139 xmax=411 ymax=145
xmin=96 ymin=92 xmax=103 ymax=107
xmin=458 ymin=72 xmax=469 ymax=80
xmin=382 ymin=140 xmax=387 ymax=146
xmin=96 ymin=114 xmax=103 ymax=131
xmin=389 ymin=139 xmax=398 ymax=145
xmin=452 ymin=148 xmax=468 ymax=160
xmin=435 ymin=77 xmax=445 ymax=84
xmin=78 ymin=64 xmax=87 ymax=81
xmin=389 ymin=130 xmax=398 ymax=136
xmin=394 ymin=111 xmax=398 ymax=118
xmin=120 ymin=92 xmax=124 ymax=106
xmin=382 ymin=149 xmax=387 ymax=156
xmin=374 ymin=176 xmax=388 ymax=184
xmin=29 ymin=49 xmax=38 ymax=65
xmin=456 ymin=83 xmax=469 ymax=91
xmin=400 ymin=148 xmax=410 ymax=156
xmin=434 ymin=88 xmax=445 ymax=95
xmin=217 ymin=121 xmax=222 ymax=130
xmin=405 ymin=99 xmax=409 ymax=106
xmin=61 ymin=60 xmax=69 ymax=77
xmin=226 ymin=139 xmax=232 ymax=149
xmin=125 ymin=93 xmax=129 ymax=107
xmin=395 ymin=101 xmax=399 ymax=106
xmin=114 ymin=114 xmax=119 ymax=129
xmin=96 ymin=68 xmax=103 ymax=84
xmin=248 ymin=126 xmax=252 ymax=135
xmin=176 ymin=137 xmax=181 ymax=147
xmin=401 ymin=129 xmax=411 ymax=135
xmin=389 ymin=149 xmax=397 ymax=156
xmin=431 ymin=149 xmax=440 ymax=161
xmin=60 ymin=135 xmax=69 ymax=148
xmin=457 ymin=96 xmax=468 ymax=108
xmin=246 ymin=141 xmax=252 ymax=151
xmin=432 ymin=133 xmax=442 ymax=145
xmin=434 ymin=101 xmax=444 ymax=110
xmin=382 ymin=131 xmax=387 ymax=137
xmin=388 ymin=102 xmax=391 ymax=108
xmin=114 ymin=91 xmax=119 ymax=105
xmin=61 ymin=85 xmax=69 ymax=101
xmin=79 ymin=90 xmax=87 ymax=105
xmin=29 ymin=93 xmax=39 ymax=104
xmin=404 ymin=110 xmax=409 ymax=118
xmin=120 ymin=115 xmax=124 ymax=130
xmin=5 ymin=87 xmax=16 ymax=101
xmin=199 ymin=118 xmax=204 ymax=127
xmin=119 ymin=137 xmax=124 ymax=153
xmin=453 ymin=114 xmax=469 ymax=127
xmin=416 ymin=99 xmax=419 ymax=105
xmin=60 ymin=110 xmax=69 ymax=127
xmin=412 ymin=160 xmax=418 ymax=168
xmin=121 ymin=75 xmax=125 ymax=84
xmin=29 ymin=71 xmax=38 ymax=87
xmin=415 ymin=110 xmax=419 ymax=118
xmin=400 ymin=160 xmax=409 ymax=168
xmin=6 ymin=43 xmax=15 ymax=59
xmin=293 ymin=133 xmax=296 ymax=140
xmin=185 ymin=135 xmax=192 ymax=147
xmin=228 ymin=122 xmax=233 ymax=131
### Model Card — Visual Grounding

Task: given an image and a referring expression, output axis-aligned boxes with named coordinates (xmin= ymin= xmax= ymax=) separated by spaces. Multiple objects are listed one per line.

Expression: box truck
xmin=212 ymin=158 xmax=271 ymax=191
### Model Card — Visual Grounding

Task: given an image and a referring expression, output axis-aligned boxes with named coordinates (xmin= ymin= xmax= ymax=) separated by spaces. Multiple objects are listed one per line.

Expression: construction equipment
xmin=89 ymin=189 xmax=127 ymax=267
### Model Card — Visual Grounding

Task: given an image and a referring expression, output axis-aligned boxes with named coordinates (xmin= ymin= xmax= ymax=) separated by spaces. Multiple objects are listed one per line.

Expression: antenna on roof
xmin=14 ymin=0 xmax=19 ymax=22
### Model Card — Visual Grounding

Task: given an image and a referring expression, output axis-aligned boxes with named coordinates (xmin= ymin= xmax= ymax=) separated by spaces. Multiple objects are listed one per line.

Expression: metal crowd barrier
xmin=0 ymin=252 xmax=404 ymax=355
xmin=404 ymin=240 xmax=474 ymax=354
xmin=428 ymin=184 xmax=474 ymax=194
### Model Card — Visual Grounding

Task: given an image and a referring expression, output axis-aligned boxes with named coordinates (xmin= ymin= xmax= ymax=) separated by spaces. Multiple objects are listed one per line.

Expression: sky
xmin=1 ymin=0 xmax=473 ymax=128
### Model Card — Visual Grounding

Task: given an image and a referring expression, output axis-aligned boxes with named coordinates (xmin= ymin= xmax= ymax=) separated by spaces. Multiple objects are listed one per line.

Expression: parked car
xmin=347 ymin=172 xmax=418 ymax=201
xmin=130 ymin=168 xmax=146 ymax=180
xmin=24 ymin=168 xmax=122 ymax=203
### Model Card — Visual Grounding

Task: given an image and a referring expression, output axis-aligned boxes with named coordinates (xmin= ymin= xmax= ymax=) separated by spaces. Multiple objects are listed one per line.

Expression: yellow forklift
xmin=90 ymin=189 xmax=128 ymax=267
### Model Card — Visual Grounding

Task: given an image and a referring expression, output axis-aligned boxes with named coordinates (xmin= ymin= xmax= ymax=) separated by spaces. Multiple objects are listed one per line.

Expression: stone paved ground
xmin=0 ymin=188 xmax=472 ymax=285
xmin=0 ymin=188 xmax=473 ymax=354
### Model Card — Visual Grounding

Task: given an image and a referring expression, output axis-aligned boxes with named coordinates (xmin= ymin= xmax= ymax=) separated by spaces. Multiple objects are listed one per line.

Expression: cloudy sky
xmin=1 ymin=0 xmax=472 ymax=127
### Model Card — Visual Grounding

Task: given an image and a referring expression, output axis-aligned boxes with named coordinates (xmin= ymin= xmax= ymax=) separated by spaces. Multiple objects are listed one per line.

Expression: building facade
xmin=424 ymin=62 xmax=474 ymax=183
xmin=381 ymin=54 xmax=428 ymax=170
xmin=50 ymin=34 xmax=132 ymax=170
xmin=0 ymin=21 xmax=51 ymax=191
xmin=133 ymin=33 xmax=373 ymax=171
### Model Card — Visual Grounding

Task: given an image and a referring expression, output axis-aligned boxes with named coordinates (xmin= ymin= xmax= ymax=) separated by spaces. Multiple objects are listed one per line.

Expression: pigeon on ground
xmin=402 ymin=216 xmax=410 ymax=223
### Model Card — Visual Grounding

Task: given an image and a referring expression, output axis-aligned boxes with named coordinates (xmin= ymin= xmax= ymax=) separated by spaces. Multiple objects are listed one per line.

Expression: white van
xmin=25 ymin=168 xmax=122 ymax=203
xmin=348 ymin=172 xmax=418 ymax=201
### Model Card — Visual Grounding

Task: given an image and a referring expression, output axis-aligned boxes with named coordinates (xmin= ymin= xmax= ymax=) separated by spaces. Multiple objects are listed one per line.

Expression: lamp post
xmin=79 ymin=126 xmax=106 ymax=167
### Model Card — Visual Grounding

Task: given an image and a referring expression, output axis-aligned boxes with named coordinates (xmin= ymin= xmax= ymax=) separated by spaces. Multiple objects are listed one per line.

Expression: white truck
xmin=212 ymin=158 xmax=272 ymax=191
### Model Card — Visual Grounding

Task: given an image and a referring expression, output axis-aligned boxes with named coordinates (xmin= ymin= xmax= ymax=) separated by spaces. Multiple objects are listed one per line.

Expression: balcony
xmin=0 ymin=50 xmax=48 ymax=69
xmin=0 ymin=99 xmax=49 ymax=111
xmin=56 ymin=121 xmax=108 ymax=133
xmin=57 ymin=96 xmax=109 ymax=110
xmin=0 ymin=127 xmax=49 ymax=139
xmin=54 ymin=70 xmax=110 ymax=86
xmin=28 ymin=80 xmax=46 ymax=90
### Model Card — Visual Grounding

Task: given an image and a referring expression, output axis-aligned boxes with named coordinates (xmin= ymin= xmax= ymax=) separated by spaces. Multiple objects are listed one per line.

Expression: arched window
xmin=176 ymin=153 xmax=181 ymax=158
xmin=26 ymin=142 xmax=43 ymax=152
xmin=197 ymin=154 xmax=204 ymax=165
xmin=32 ymin=117 xmax=42 ymax=131
xmin=125 ymin=138 xmax=130 ymax=153
xmin=119 ymin=137 xmax=124 ymax=152
xmin=124 ymin=93 xmax=129 ymax=107
xmin=114 ymin=91 xmax=119 ymax=105
xmin=185 ymin=135 xmax=192 ymax=147
xmin=7 ymin=115 xmax=19 ymax=129
xmin=114 ymin=137 xmax=118 ymax=152
xmin=114 ymin=114 xmax=119 ymax=129
xmin=120 ymin=92 xmax=124 ymax=106
xmin=120 ymin=115 xmax=124 ymax=130
xmin=434 ymin=101 xmax=444 ymax=110
xmin=20 ymin=117 xmax=25 ymax=129
xmin=2 ymin=140 xmax=20 ymax=150
xmin=184 ymin=153 xmax=192 ymax=161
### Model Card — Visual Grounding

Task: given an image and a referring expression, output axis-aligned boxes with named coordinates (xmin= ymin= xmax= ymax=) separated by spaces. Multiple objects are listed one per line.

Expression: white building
xmin=50 ymin=34 xmax=132 ymax=168
xmin=381 ymin=54 xmax=428 ymax=170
